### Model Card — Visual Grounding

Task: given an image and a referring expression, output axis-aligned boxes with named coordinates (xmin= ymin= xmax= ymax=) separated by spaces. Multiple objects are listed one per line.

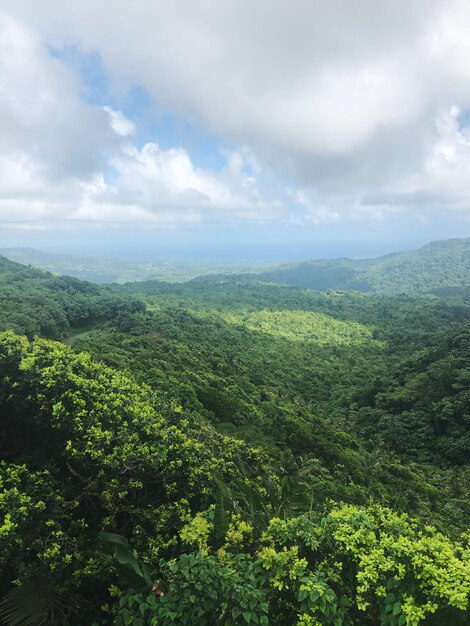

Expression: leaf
xmin=392 ymin=601 xmax=401 ymax=616
xmin=98 ymin=531 xmax=152 ymax=587
xmin=310 ymin=590 xmax=320 ymax=604
xmin=214 ymin=486 xmax=229 ymax=541
xmin=0 ymin=579 xmax=80 ymax=626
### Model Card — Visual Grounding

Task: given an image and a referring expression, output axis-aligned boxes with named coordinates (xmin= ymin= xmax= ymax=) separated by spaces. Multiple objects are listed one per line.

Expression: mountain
xmin=0 ymin=247 xmax=118 ymax=282
xmin=0 ymin=247 xmax=258 ymax=283
xmin=195 ymin=237 xmax=470 ymax=295
xmin=0 ymin=254 xmax=143 ymax=339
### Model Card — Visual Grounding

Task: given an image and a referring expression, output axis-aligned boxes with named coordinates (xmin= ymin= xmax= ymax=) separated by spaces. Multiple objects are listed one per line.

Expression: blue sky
xmin=0 ymin=1 xmax=470 ymax=261
xmin=56 ymin=46 xmax=228 ymax=172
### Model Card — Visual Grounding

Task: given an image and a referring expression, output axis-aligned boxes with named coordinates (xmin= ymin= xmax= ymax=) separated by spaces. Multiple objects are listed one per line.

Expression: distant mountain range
xmin=194 ymin=238 xmax=470 ymax=295
xmin=0 ymin=247 xmax=254 ymax=284
xmin=1 ymin=237 xmax=469 ymax=294
xmin=0 ymin=248 xmax=127 ymax=283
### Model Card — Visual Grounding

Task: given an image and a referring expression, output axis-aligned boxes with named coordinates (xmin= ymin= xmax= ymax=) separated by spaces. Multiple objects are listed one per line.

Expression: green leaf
xmin=310 ymin=590 xmax=320 ymax=603
xmin=393 ymin=601 xmax=401 ymax=616
xmin=98 ymin=532 xmax=152 ymax=586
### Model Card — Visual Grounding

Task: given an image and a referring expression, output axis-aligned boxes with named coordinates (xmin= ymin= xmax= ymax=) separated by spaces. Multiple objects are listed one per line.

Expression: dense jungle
xmin=0 ymin=239 xmax=469 ymax=625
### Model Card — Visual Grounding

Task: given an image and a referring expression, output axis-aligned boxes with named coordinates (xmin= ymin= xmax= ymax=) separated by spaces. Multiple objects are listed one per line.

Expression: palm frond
xmin=0 ymin=579 xmax=79 ymax=626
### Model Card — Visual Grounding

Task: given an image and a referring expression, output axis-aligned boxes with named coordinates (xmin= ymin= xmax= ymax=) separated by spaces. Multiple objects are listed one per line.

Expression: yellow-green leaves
xmin=326 ymin=504 xmax=470 ymax=624
xmin=180 ymin=513 xmax=211 ymax=554
xmin=168 ymin=504 xmax=469 ymax=625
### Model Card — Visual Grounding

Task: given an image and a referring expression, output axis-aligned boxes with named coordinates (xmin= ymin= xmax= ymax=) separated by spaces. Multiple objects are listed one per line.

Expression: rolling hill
xmin=195 ymin=237 xmax=470 ymax=295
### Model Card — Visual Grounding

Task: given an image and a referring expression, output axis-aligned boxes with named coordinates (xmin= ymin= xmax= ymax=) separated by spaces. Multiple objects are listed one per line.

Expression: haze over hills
xmin=0 ymin=247 xmax=259 ymax=284
xmin=195 ymin=237 xmax=470 ymax=295
xmin=2 ymin=237 xmax=469 ymax=296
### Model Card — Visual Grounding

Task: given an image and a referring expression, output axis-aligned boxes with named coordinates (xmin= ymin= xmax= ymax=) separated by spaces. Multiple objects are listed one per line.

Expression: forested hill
xmin=0 ymin=254 xmax=144 ymax=339
xmin=194 ymin=237 xmax=470 ymax=295
xmin=1 ymin=254 xmax=470 ymax=624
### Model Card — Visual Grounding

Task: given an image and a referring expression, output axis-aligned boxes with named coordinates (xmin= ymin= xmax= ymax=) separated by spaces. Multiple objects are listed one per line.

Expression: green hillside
xmin=352 ymin=323 xmax=470 ymax=465
xmin=1 ymin=252 xmax=470 ymax=624
xmin=197 ymin=238 xmax=470 ymax=295
xmin=0 ymin=254 xmax=144 ymax=339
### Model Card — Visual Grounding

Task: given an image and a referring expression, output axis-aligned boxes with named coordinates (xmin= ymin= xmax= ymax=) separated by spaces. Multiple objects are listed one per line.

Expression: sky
xmin=0 ymin=1 xmax=470 ymax=260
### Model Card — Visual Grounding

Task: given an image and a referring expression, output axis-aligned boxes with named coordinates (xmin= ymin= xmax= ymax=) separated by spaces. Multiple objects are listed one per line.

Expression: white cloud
xmin=2 ymin=3 xmax=454 ymax=156
xmin=1 ymin=2 xmax=470 ymax=230
xmin=103 ymin=107 xmax=136 ymax=137
xmin=0 ymin=12 xmax=117 ymax=180
xmin=0 ymin=11 xmax=284 ymax=228
xmin=360 ymin=106 xmax=470 ymax=213
xmin=74 ymin=143 xmax=282 ymax=224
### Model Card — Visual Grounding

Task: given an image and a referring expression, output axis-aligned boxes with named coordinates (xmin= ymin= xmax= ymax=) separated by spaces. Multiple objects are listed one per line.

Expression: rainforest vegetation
xmin=0 ymin=240 xmax=469 ymax=625
xmin=197 ymin=237 xmax=470 ymax=295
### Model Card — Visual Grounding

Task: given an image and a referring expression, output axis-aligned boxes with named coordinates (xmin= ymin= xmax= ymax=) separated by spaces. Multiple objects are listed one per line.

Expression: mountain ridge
xmin=192 ymin=237 xmax=470 ymax=295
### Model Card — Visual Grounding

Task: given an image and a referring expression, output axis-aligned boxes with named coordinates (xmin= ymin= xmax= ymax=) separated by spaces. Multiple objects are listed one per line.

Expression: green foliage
xmin=1 ymin=245 xmax=470 ymax=625
xmin=115 ymin=278 xmax=470 ymax=350
xmin=98 ymin=533 xmax=152 ymax=587
xmin=105 ymin=504 xmax=470 ymax=626
xmin=0 ymin=255 xmax=144 ymax=339
xmin=0 ymin=331 xmax=267 ymax=623
xmin=354 ymin=324 xmax=470 ymax=464
xmin=0 ymin=578 xmax=80 ymax=626
xmin=197 ymin=237 xmax=470 ymax=295
xmin=215 ymin=309 xmax=377 ymax=345
xmin=71 ymin=291 xmax=470 ymax=529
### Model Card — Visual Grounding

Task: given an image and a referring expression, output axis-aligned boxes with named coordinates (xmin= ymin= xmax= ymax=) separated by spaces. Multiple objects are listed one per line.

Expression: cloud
xmin=1 ymin=2 xmax=470 ymax=230
xmin=73 ymin=143 xmax=282 ymax=225
xmin=361 ymin=107 xmax=470 ymax=213
xmin=0 ymin=12 xmax=117 ymax=180
xmin=5 ymin=4 xmax=463 ymax=155
xmin=0 ymin=11 xmax=284 ymax=228
xmin=103 ymin=107 xmax=136 ymax=137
